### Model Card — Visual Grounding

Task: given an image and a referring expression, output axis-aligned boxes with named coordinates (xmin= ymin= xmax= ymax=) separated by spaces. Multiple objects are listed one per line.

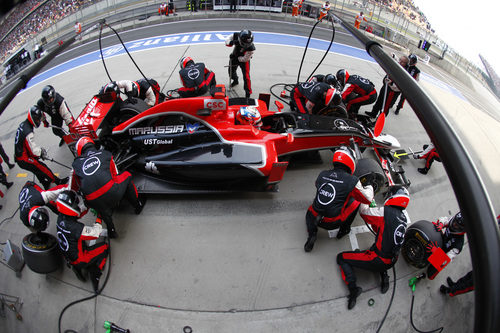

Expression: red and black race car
xmin=64 ymin=85 xmax=407 ymax=193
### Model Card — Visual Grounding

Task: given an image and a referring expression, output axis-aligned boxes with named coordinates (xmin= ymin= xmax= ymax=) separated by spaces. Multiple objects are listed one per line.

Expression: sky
xmin=413 ymin=0 xmax=500 ymax=74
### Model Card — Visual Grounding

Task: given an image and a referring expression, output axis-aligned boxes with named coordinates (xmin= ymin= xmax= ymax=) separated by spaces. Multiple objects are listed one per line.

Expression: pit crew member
xmin=19 ymin=180 xmax=67 ymax=232
xmin=114 ymin=78 xmax=162 ymax=107
xmin=336 ymin=69 xmax=377 ymax=118
xmin=337 ymin=185 xmax=410 ymax=309
xmin=56 ymin=190 xmax=108 ymax=292
xmin=426 ymin=211 xmax=465 ymax=280
xmin=69 ymin=137 xmax=145 ymax=239
xmin=37 ymin=85 xmax=75 ymax=146
xmin=178 ymin=56 xmax=216 ymax=98
xmin=290 ymin=81 xmax=339 ymax=115
xmin=226 ymin=30 xmax=255 ymax=98
xmin=304 ymin=146 xmax=373 ymax=252
xmin=14 ymin=106 xmax=68 ymax=190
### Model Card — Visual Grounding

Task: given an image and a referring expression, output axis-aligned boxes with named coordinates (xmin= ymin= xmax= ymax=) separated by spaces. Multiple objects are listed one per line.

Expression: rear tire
xmin=22 ymin=232 xmax=62 ymax=274
xmin=401 ymin=220 xmax=443 ymax=268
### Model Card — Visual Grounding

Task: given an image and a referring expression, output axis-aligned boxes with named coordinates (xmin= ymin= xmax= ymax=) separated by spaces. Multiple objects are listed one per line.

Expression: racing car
xmin=64 ymin=85 xmax=408 ymax=193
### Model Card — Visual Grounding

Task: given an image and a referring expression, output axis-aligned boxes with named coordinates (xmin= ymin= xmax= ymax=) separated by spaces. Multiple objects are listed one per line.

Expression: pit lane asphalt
xmin=1 ymin=15 xmax=497 ymax=333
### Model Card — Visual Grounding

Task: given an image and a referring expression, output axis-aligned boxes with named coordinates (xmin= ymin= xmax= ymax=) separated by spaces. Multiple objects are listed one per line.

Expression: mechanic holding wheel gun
xmin=69 ymin=137 xmax=146 ymax=239
xmin=303 ymin=146 xmax=373 ymax=253
xmin=55 ymin=190 xmax=108 ymax=293
xmin=337 ymin=185 xmax=410 ymax=310
xmin=426 ymin=211 xmax=465 ymax=280
xmin=113 ymin=78 xmax=162 ymax=107
xmin=37 ymin=85 xmax=75 ymax=147
xmin=15 ymin=106 xmax=69 ymax=190
xmin=225 ymin=29 xmax=255 ymax=98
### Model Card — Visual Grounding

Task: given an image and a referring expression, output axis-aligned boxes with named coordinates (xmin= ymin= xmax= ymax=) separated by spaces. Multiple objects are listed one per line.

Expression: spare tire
xmin=354 ymin=158 xmax=386 ymax=194
xmin=401 ymin=220 xmax=443 ymax=268
xmin=22 ymin=232 xmax=62 ymax=274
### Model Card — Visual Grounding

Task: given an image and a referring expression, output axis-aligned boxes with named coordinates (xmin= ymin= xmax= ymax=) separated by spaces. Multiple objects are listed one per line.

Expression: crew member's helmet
xmin=57 ymin=190 xmax=81 ymax=217
xmin=336 ymin=69 xmax=349 ymax=88
xmin=75 ymin=136 xmax=95 ymax=156
xmin=28 ymin=206 xmax=50 ymax=232
xmin=99 ymin=81 xmax=120 ymax=96
xmin=449 ymin=212 xmax=465 ymax=235
xmin=180 ymin=57 xmax=194 ymax=69
xmin=238 ymin=30 xmax=254 ymax=48
xmin=28 ymin=105 xmax=44 ymax=128
xmin=325 ymin=88 xmax=342 ymax=106
xmin=41 ymin=85 xmax=56 ymax=105
xmin=324 ymin=74 xmax=338 ymax=87
xmin=409 ymin=54 xmax=418 ymax=66
xmin=332 ymin=146 xmax=356 ymax=174
xmin=384 ymin=185 xmax=410 ymax=209
xmin=236 ymin=106 xmax=262 ymax=128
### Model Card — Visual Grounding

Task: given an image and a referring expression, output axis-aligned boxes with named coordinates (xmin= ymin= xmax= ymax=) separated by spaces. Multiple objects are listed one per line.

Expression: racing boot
xmin=380 ymin=271 xmax=390 ymax=294
xmin=439 ymin=284 xmax=451 ymax=294
xmin=230 ymin=79 xmax=239 ymax=87
xmin=134 ymin=195 xmax=147 ymax=215
xmin=446 ymin=276 xmax=455 ymax=287
xmin=394 ymin=108 xmax=401 ymax=115
xmin=417 ymin=167 xmax=429 ymax=175
xmin=72 ymin=265 xmax=88 ymax=282
xmin=59 ymin=138 xmax=65 ymax=147
xmin=8 ymin=162 xmax=15 ymax=169
xmin=336 ymin=225 xmax=351 ymax=240
xmin=347 ymin=284 xmax=362 ymax=310
xmin=304 ymin=233 xmax=317 ymax=252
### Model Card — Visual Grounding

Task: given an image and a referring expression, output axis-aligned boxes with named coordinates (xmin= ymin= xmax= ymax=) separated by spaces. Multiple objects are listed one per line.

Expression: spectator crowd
xmin=0 ymin=0 xmax=98 ymax=63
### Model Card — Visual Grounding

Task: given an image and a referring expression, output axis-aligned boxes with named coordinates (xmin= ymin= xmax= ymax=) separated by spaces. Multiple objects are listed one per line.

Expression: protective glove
xmin=40 ymin=148 xmax=49 ymax=160
xmin=432 ymin=220 xmax=444 ymax=232
xmin=425 ymin=241 xmax=439 ymax=254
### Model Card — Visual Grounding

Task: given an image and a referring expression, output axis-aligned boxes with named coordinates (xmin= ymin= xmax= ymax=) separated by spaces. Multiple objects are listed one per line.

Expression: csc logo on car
xmin=204 ymin=99 xmax=226 ymax=110
xmin=82 ymin=156 xmax=101 ymax=176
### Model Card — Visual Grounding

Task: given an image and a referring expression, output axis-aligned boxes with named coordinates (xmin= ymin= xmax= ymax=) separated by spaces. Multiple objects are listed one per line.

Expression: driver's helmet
xmin=28 ymin=206 xmax=50 ymax=232
xmin=332 ymin=146 xmax=356 ymax=174
xmin=238 ymin=30 xmax=254 ymax=48
xmin=41 ymin=85 xmax=56 ymax=105
xmin=56 ymin=190 xmax=81 ymax=217
xmin=449 ymin=212 xmax=465 ymax=235
xmin=27 ymin=105 xmax=44 ymax=128
xmin=236 ymin=106 xmax=262 ymax=128
xmin=384 ymin=185 xmax=410 ymax=209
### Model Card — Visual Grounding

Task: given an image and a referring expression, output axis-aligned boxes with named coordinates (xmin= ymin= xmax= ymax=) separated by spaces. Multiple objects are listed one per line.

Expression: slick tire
xmin=22 ymin=232 xmax=62 ymax=274
xmin=401 ymin=220 xmax=443 ymax=268
xmin=354 ymin=158 xmax=386 ymax=194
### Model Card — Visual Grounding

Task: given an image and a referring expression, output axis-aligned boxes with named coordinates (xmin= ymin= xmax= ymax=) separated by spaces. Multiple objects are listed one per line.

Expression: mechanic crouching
xmin=337 ymin=185 xmax=410 ymax=309
xmin=56 ymin=190 xmax=108 ymax=293
xmin=178 ymin=56 xmax=216 ymax=97
xmin=290 ymin=81 xmax=340 ymax=115
xmin=304 ymin=147 xmax=373 ymax=252
xmin=69 ymin=137 xmax=146 ymax=239
xmin=19 ymin=180 xmax=67 ymax=232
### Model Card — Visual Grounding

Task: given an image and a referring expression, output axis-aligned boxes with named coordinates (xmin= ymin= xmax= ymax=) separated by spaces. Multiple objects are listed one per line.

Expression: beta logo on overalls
xmin=82 ymin=156 xmax=101 ymax=176
xmin=394 ymin=224 xmax=406 ymax=245
xmin=317 ymin=183 xmax=336 ymax=205
xmin=204 ymin=99 xmax=226 ymax=110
